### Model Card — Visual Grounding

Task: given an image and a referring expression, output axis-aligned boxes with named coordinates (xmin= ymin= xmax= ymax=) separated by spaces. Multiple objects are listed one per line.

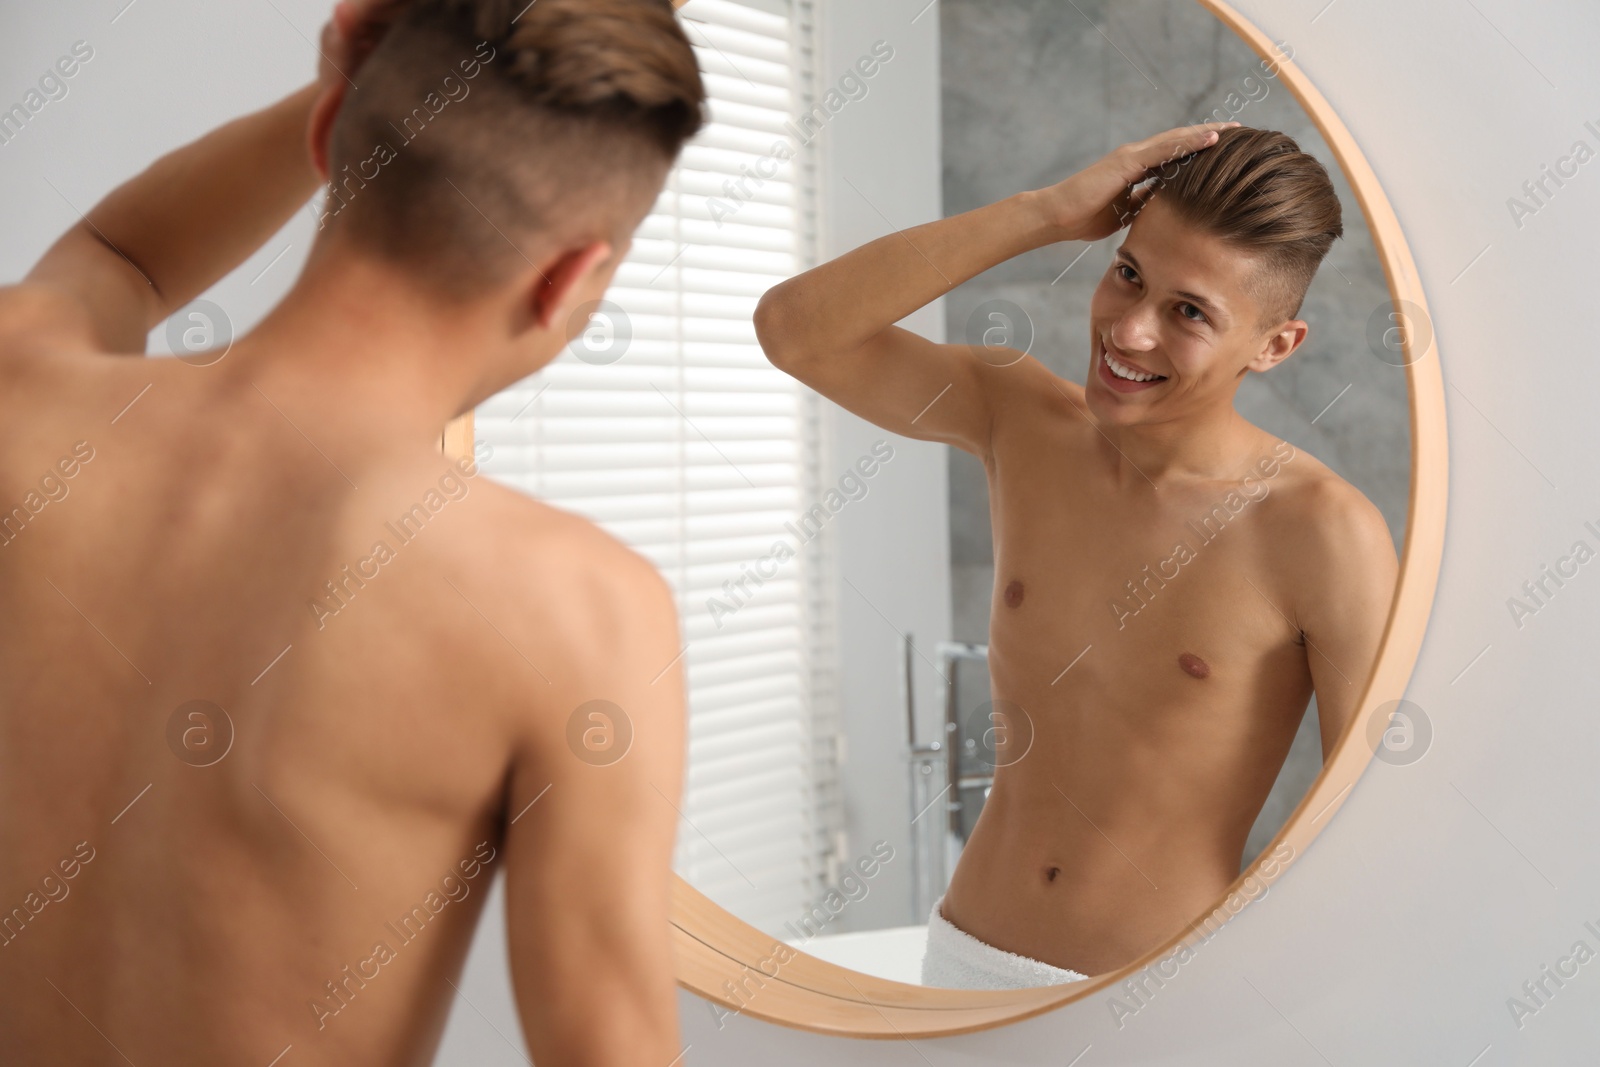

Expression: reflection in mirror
xmin=808 ymin=0 xmax=1408 ymax=988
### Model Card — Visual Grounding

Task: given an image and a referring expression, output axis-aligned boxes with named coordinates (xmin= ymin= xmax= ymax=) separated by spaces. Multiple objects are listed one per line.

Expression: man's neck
xmin=1092 ymin=401 xmax=1264 ymax=489
xmin=229 ymin=249 xmax=515 ymax=446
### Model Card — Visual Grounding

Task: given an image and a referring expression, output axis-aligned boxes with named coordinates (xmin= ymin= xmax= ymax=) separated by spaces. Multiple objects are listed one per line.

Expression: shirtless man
xmin=0 ymin=1 xmax=704 ymax=1063
xmin=754 ymin=123 xmax=1399 ymax=984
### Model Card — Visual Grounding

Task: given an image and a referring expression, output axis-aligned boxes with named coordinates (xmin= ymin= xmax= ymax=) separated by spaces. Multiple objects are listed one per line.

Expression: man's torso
xmin=943 ymin=361 xmax=1336 ymax=977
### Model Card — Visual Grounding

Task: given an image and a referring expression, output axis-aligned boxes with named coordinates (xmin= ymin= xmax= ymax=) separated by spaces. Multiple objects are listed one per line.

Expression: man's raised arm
xmin=7 ymin=2 xmax=397 ymax=355
xmin=752 ymin=121 xmax=1242 ymax=459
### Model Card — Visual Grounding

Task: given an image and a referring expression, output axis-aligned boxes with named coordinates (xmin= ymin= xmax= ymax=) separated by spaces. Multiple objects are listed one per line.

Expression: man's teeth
xmin=1103 ymin=347 xmax=1165 ymax=382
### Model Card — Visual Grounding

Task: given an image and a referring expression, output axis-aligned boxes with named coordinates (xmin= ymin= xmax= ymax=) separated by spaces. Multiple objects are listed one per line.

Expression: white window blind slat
xmin=681 ymin=0 xmax=791 ymax=38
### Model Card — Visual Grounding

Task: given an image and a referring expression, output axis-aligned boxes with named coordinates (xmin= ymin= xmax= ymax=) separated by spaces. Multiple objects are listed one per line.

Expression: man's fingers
xmin=1125 ymin=121 xmax=1240 ymax=179
xmin=344 ymin=0 xmax=408 ymax=29
xmin=341 ymin=0 xmax=390 ymax=19
xmin=319 ymin=19 xmax=349 ymax=78
xmin=1178 ymin=120 xmax=1243 ymax=137
xmin=1144 ymin=121 xmax=1239 ymax=158
xmin=332 ymin=1 xmax=359 ymax=37
xmin=323 ymin=0 xmax=405 ymax=81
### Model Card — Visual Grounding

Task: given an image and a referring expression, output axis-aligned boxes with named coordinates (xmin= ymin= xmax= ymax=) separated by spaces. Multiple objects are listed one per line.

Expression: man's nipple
xmin=1004 ymin=580 xmax=1025 ymax=609
xmin=1178 ymin=652 xmax=1210 ymax=679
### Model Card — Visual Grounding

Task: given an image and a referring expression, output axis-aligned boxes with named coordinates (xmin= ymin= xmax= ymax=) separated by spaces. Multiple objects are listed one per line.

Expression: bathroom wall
xmin=938 ymin=0 xmax=1410 ymax=864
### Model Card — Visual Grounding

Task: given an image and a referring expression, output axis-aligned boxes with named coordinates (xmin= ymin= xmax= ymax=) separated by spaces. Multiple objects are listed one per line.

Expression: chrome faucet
xmin=903 ymin=634 xmax=994 ymax=920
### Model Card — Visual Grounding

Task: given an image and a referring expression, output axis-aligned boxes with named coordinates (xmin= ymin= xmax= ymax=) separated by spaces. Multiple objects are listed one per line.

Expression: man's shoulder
xmin=1006 ymin=354 xmax=1084 ymax=404
xmin=1272 ymin=446 xmax=1380 ymax=518
xmin=1260 ymin=443 xmax=1393 ymax=566
xmin=436 ymin=476 xmax=684 ymax=757
xmin=448 ymin=475 xmax=676 ymax=666
xmin=985 ymin=354 xmax=1088 ymax=447
xmin=468 ymin=477 xmax=660 ymax=582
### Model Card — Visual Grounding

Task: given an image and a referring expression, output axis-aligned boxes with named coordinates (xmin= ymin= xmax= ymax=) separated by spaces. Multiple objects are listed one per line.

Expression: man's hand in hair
xmin=1031 ymin=121 xmax=1241 ymax=243
xmin=319 ymin=0 xmax=410 ymax=89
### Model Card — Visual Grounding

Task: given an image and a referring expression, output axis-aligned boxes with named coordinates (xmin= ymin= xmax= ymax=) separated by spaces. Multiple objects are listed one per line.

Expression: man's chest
xmin=983 ymin=461 xmax=1309 ymax=698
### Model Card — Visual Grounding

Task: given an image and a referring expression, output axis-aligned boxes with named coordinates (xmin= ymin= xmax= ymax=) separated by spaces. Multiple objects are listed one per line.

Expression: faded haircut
xmin=1147 ymin=126 xmax=1343 ymax=332
xmin=325 ymin=0 xmax=706 ymax=296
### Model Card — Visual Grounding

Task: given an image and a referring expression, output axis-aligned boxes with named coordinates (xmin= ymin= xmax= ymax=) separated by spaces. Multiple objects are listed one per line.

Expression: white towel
xmin=920 ymin=895 xmax=1091 ymax=989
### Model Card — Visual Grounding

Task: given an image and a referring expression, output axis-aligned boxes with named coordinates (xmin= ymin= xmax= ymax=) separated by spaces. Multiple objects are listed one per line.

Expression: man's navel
xmin=1178 ymin=652 xmax=1210 ymax=679
xmin=1004 ymin=580 xmax=1025 ymax=609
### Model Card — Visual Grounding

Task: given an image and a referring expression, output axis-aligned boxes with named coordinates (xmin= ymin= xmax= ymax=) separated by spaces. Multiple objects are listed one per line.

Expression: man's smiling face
xmin=1085 ymin=194 xmax=1306 ymax=426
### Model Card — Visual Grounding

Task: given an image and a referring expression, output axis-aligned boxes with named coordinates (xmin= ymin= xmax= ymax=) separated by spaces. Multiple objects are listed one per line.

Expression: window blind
xmin=478 ymin=0 xmax=834 ymax=934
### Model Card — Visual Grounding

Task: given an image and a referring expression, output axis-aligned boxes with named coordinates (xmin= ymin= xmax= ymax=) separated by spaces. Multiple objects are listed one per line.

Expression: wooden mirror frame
xmin=441 ymin=0 xmax=1446 ymax=1038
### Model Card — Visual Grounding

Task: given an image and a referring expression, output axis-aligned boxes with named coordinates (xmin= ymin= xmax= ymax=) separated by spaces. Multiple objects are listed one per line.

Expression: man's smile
xmin=1098 ymin=337 xmax=1168 ymax=392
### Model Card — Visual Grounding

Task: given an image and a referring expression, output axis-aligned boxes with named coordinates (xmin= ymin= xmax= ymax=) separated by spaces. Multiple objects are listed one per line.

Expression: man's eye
xmin=1115 ymin=265 xmax=1136 ymax=282
xmin=1179 ymin=303 xmax=1207 ymax=323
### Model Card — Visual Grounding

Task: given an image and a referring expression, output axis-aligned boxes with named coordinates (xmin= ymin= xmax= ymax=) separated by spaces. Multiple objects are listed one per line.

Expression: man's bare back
xmin=0 ymin=333 xmax=682 ymax=1065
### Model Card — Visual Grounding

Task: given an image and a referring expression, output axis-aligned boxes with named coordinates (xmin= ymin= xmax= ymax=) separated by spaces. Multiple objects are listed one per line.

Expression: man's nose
xmin=1109 ymin=311 xmax=1160 ymax=352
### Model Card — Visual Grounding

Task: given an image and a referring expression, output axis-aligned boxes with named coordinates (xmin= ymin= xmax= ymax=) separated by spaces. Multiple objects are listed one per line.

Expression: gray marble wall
xmin=939 ymin=0 xmax=1411 ymax=866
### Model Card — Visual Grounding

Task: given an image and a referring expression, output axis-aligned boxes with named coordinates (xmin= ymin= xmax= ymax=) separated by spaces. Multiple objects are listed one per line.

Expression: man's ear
xmin=307 ymin=83 xmax=349 ymax=182
xmin=529 ymin=241 xmax=616 ymax=334
xmin=1248 ymin=320 xmax=1308 ymax=372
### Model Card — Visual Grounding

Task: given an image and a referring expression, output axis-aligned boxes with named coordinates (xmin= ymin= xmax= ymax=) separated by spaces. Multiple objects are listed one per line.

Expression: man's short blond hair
xmin=326 ymin=0 xmax=706 ymax=295
xmin=1149 ymin=126 xmax=1343 ymax=332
